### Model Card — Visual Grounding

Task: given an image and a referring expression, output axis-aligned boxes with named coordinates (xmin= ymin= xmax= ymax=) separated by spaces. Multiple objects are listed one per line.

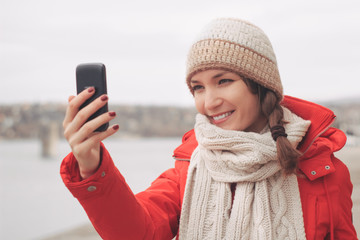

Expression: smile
xmin=211 ymin=111 xmax=234 ymax=123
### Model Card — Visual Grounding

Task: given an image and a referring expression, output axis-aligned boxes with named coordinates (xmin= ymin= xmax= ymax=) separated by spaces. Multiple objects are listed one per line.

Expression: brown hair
xmin=243 ymin=78 xmax=301 ymax=175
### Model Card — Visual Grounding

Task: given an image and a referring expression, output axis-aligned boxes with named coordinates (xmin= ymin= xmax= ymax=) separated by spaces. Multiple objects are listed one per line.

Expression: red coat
xmin=61 ymin=96 xmax=358 ymax=240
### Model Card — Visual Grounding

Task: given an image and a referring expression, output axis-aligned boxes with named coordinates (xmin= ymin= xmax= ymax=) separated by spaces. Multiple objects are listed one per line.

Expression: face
xmin=190 ymin=69 xmax=267 ymax=132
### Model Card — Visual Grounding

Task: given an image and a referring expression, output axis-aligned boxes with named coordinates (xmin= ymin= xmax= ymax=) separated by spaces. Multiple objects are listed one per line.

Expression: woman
xmin=61 ymin=18 xmax=358 ymax=239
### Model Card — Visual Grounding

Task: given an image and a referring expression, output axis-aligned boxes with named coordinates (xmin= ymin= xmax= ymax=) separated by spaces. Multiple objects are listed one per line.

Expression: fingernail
xmin=88 ymin=87 xmax=95 ymax=93
xmin=109 ymin=111 xmax=116 ymax=117
xmin=101 ymin=95 xmax=108 ymax=101
xmin=113 ymin=124 xmax=119 ymax=130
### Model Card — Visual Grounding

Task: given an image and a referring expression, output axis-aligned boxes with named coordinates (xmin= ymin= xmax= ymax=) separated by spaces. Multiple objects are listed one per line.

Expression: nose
xmin=204 ymin=88 xmax=222 ymax=111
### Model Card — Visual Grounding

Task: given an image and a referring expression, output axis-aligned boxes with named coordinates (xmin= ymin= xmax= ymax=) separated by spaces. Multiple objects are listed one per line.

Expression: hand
xmin=63 ymin=87 xmax=119 ymax=179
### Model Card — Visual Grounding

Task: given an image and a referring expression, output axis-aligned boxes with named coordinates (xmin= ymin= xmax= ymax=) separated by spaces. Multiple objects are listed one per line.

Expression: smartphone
xmin=76 ymin=63 xmax=109 ymax=132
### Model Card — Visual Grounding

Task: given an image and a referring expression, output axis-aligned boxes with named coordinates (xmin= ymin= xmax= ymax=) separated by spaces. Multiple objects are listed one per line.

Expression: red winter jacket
xmin=61 ymin=96 xmax=358 ymax=240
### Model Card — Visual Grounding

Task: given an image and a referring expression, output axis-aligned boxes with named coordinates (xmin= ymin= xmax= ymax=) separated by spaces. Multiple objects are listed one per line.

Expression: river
xmin=0 ymin=138 xmax=181 ymax=240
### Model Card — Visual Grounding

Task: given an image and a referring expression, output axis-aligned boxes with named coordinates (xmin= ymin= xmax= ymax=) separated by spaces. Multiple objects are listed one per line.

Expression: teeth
xmin=213 ymin=112 xmax=232 ymax=121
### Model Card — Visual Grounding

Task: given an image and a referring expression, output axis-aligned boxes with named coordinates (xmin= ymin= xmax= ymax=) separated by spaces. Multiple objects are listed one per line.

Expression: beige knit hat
xmin=186 ymin=18 xmax=283 ymax=100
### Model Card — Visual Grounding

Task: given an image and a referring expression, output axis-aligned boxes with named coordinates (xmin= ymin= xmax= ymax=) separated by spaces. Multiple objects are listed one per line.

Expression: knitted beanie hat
xmin=186 ymin=18 xmax=283 ymax=100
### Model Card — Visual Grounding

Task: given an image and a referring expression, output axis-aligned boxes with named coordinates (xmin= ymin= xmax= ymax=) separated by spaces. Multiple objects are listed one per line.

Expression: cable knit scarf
xmin=179 ymin=107 xmax=311 ymax=240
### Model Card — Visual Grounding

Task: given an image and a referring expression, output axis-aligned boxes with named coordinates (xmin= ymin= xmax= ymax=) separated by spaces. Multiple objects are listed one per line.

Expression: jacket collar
xmin=281 ymin=95 xmax=336 ymax=154
xmin=282 ymin=96 xmax=346 ymax=180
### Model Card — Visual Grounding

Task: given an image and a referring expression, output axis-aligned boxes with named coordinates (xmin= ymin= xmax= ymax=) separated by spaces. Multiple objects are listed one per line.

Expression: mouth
xmin=210 ymin=111 xmax=234 ymax=124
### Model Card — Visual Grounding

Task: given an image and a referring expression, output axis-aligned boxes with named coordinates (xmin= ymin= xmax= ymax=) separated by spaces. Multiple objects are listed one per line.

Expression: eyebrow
xmin=212 ymin=72 xmax=228 ymax=79
xmin=190 ymin=71 xmax=229 ymax=84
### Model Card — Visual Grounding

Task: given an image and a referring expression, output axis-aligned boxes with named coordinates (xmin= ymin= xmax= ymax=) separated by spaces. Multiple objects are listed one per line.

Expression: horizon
xmin=1 ymin=94 xmax=360 ymax=107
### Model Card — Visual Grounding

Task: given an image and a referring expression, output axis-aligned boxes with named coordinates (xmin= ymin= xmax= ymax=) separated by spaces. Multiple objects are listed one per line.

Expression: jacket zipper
xmin=302 ymin=117 xmax=336 ymax=155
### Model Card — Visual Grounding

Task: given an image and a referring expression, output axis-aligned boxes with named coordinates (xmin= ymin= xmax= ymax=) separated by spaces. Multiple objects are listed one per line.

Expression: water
xmin=0 ymin=138 xmax=181 ymax=240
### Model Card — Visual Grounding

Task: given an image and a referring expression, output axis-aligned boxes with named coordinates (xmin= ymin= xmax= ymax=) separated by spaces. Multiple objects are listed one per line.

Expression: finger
xmin=81 ymin=124 xmax=120 ymax=150
xmin=62 ymin=95 xmax=76 ymax=132
xmin=63 ymin=87 xmax=95 ymax=130
xmin=69 ymin=111 xmax=116 ymax=146
xmin=65 ymin=87 xmax=95 ymax=124
xmin=68 ymin=95 xmax=75 ymax=103
xmin=68 ymin=94 xmax=109 ymax=135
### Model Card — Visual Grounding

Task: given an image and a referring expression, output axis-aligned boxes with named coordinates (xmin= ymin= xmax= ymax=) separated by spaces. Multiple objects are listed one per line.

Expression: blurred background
xmin=1 ymin=0 xmax=359 ymax=239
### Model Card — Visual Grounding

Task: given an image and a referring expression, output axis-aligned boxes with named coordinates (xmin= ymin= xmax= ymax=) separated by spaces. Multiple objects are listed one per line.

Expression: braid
xmin=243 ymin=77 xmax=301 ymax=174
xmin=262 ymin=91 xmax=301 ymax=174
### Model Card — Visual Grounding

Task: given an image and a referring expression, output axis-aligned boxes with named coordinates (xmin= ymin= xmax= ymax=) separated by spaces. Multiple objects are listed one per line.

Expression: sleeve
xmin=60 ymin=143 xmax=181 ymax=240
xmin=331 ymin=155 xmax=358 ymax=239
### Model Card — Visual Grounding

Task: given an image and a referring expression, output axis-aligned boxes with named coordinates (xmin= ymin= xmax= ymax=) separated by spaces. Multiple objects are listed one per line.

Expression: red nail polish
xmin=101 ymin=95 xmax=108 ymax=101
xmin=109 ymin=111 xmax=116 ymax=117
xmin=88 ymin=87 xmax=95 ymax=93
xmin=113 ymin=125 xmax=119 ymax=130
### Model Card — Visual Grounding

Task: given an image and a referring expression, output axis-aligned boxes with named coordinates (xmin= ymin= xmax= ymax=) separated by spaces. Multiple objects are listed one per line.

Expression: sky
xmin=1 ymin=0 xmax=359 ymax=106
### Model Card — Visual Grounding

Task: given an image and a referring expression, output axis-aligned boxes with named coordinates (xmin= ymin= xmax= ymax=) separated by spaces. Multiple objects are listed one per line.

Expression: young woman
xmin=61 ymin=18 xmax=358 ymax=239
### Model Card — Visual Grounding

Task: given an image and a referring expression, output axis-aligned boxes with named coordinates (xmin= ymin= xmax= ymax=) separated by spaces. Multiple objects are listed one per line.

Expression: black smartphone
xmin=76 ymin=63 xmax=109 ymax=132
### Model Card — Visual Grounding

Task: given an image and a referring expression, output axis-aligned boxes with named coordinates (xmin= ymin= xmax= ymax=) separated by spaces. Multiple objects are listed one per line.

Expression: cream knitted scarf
xmin=179 ymin=107 xmax=311 ymax=240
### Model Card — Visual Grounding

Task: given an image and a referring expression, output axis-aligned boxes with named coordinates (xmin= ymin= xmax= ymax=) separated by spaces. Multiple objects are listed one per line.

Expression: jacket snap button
xmin=87 ymin=186 xmax=97 ymax=192
xmin=325 ymin=165 xmax=330 ymax=170
xmin=101 ymin=171 xmax=106 ymax=177
xmin=311 ymin=171 xmax=316 ymax=175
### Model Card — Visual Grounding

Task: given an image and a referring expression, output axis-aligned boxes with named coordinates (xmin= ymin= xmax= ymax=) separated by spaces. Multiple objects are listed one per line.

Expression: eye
xmin=218 ymin=79 xmax=234 ymax=85
xmin=191 ymin=85 xmax=204 ymax=92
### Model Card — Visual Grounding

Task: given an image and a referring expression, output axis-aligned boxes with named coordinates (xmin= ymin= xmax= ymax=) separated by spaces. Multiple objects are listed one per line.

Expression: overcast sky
xmin=1 ymin=0 xmax=359 ymax=106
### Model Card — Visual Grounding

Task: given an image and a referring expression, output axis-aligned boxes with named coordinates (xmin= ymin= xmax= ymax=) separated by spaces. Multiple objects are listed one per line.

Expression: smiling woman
xmin=60 ymin=18 xmax=358 ymax=239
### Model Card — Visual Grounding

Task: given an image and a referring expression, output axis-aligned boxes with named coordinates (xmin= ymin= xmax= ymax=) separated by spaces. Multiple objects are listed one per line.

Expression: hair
xmin=243 ymin=77 xmax=302 ymax=175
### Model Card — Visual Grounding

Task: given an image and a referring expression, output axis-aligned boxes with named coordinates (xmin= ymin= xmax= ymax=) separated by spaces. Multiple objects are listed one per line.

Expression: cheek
xmin=245 ymin=98 xmax=262 ymax=121
xmin=194 ymin=95 xmax=205 ymax=114
xmin=237 ymin=95 xmax=261 ymax=121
